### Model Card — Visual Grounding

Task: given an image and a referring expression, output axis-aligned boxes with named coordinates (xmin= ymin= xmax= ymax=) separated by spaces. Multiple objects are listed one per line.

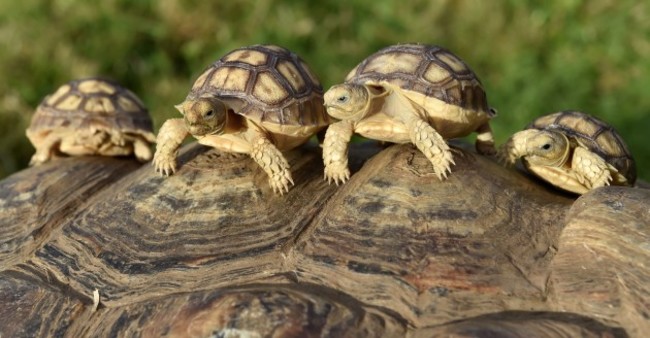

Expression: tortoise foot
xmin=324 ymin=163 xmax=350 ymax=186
xmin=152 ymin=152 xmax=177 ymax=176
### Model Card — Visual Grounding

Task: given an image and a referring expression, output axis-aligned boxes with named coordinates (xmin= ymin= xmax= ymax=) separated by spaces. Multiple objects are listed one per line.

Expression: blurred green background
xmin=0 ymin=0 xmax=648 ymax=180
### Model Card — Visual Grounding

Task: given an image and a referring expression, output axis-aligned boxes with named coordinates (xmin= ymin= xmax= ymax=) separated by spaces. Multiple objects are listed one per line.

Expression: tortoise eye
xmin=205 ymin=110 xmax=214 ymax=117
xmin=541 ymin=143 xmax=551 ymax=150
xmin=337 ymin=95 xmax=349 ymax=104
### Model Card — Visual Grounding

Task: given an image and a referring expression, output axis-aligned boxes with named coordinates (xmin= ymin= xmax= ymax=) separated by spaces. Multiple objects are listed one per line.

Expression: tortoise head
xmin=176 ymin=97 xmax=228 ymax=137
xmin=324 ymin=84 xmax=385 ymax=121
xmin=509 ymin=129 xmax=571 ymax=167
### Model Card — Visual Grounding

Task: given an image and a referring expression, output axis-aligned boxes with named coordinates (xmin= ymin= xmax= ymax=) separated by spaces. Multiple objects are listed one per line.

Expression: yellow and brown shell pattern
xmin=28 ymin=77 xmax=155 ymax=139
xmin=528 ymin=110 xmax=636 ymax=185
xmin=186 ymin=44 xmax=331 ymax=128
xmin=345 ymin=43 xmax=494 ymax=116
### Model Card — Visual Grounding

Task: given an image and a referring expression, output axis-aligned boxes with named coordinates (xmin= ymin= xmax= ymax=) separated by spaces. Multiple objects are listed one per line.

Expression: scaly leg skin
xmin=407 ymin=117 xmax=454 ymax=180
xmin=497 ymin=137 xmax=518 ymax=166
xmin=94 ymin=130 xmax=127 ymax=155
xmin=133 ymin=137 xmax=153 ymax=162
xmin=153 ymin=118 xmax=188 ymax=176
xmin=108 ymin=129 xmax=127 ymax=147
xmin=572 ymin=147 xmax=613 ymax=190
xmin=475 ymin=122 xmax=496 ymax=156
xmin=250 ymin=135 xmax=293 ymax=194
xmin=83 ymin=129 xmax=110 ymax=149
xmin=322 ymin=120 xmax=354 ymax=185
xmin=29 ymin=133 xmax=62 ymax=166
xmin=497 ymin=129 xmax=538 ymax=166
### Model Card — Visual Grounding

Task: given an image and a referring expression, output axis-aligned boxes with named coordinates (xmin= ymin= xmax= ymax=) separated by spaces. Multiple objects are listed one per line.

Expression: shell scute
xmin=28 ymin=78 xmax=154 ymax=136
xmin=186 ymin=45 xmax=330 ymax=127
xmin=527 ymin=110 xmax=636 ymax=184
xmin=347 ymin=44 xmax=492 ymax=116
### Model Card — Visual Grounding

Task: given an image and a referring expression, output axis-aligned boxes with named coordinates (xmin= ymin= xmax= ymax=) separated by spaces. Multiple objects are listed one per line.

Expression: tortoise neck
xmin=223 ymin=109 xmax=244 ymax=134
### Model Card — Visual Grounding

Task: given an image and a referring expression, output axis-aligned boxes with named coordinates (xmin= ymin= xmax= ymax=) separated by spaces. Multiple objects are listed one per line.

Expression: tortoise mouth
xmin=185 ymin=114 xmax=228 ymax=137
xmin=188 ymin=125 xmax=224 ymax=137
xmin=325 ymin=105 xmax=362 ymax=121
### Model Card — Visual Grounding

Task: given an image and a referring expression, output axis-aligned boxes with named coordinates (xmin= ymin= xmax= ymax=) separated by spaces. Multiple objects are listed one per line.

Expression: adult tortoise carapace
xmin=25 ymin=77 xmax=156 ymax=165
xmin=500 ymin=110 xmax=636 ymax=194
xmin=153 ymin=44 xmax=332 ymax=194
xmin=0 ymin=141 xmax=646 ymax=336
xmin=322 ymin=43 xmax=497 ymax=184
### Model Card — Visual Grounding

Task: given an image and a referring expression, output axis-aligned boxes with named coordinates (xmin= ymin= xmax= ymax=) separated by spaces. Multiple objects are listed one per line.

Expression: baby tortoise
xmin=153 ymin=44 xmax=331 ymax=194
xmin=26 ymin=78 xmax=156 ymax=165
xmin=322 ymin=43 xmax=496 ymax=184
xmin=500 ymin=110 xmax=636 ymax=194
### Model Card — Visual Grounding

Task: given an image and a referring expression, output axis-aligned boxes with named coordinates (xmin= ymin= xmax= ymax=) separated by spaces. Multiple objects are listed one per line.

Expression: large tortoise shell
xmin=27 ymin=78 xmax=155 ymax=140
xmin=345 ymin=44 xmax=494 ymax=116
xmin=186 ymin=45 xmax=331 ymax=128
xmin=527 ymin=110 xmax=636 ymax=184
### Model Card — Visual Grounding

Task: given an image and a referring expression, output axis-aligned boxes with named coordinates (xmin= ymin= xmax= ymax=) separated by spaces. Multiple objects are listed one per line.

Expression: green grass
xmin=1 ymin=0 xmax=648 ymax=180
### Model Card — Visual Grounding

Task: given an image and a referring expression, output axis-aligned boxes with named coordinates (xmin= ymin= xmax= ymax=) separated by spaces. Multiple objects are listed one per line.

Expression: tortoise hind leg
xmin=132 ymin=137 xmax=153 ymax=162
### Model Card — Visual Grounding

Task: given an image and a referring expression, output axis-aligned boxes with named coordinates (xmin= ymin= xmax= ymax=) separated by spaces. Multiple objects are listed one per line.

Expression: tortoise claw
xmin=428 ymin=148 xmax=454 ymax=181
xmin=269 ymin=170 xmax=294 ymax=195
xmin=434 ymin=164 xmax=452 ymax=181
xmin=152 ymin=154 xmax=177 ymax=177
xmin=324 ymin=165 xmax=350 ymax=186
xmin=496 ymin=144 xmax=518 ymax=167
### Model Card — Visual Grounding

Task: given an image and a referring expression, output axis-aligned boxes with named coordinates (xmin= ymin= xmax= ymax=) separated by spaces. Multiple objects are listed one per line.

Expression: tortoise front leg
xmin=95 ymin=130 xmax=131 ymax=157
xmin=106 ymin=128 xmax=127 ymax=147
xmin=83 ymin=129 xmax=111 ymax=149
xmin=497 ymin=129 xmax=539 ymax=166
xmin=249 ymin=134 xmax=293 ymax=195
xmin=28 ymin=132 xmax=61 ymax=166
xmin=572 ymin=147 xmax=614 ymax=190
xmin=132 ymin=137 xmax=154 ymax=162
xmin=405 ymin=116 xmax=454 ymax=180
xmin=323 ymin=120 xmax=354 ymax=185
xmin=153 ymin=118 xmax=188 ymax=176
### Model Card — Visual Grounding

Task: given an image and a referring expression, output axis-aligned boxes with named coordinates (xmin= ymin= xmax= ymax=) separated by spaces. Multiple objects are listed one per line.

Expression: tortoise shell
xmin=345 ymin=43 xmax=494 ymax=116
xmin=527 ymin=110 xmax=636 ymax=185
xmin=186 ymin=44 xmax=331 ymax=128
xmin=0 ymin=142 xmax=645 ymax=335
xmin=27 ymin=78 xmax=155 ymax=141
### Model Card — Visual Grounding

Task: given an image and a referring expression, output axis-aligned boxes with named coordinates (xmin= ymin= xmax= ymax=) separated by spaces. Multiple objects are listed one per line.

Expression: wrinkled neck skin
xmin=361 ymin=87 xmax=390 ymax=121
xmin=348 ymin=86 xmax=387 ymax=122
xmin=514 ymin=130 xmax=571 ymax=167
